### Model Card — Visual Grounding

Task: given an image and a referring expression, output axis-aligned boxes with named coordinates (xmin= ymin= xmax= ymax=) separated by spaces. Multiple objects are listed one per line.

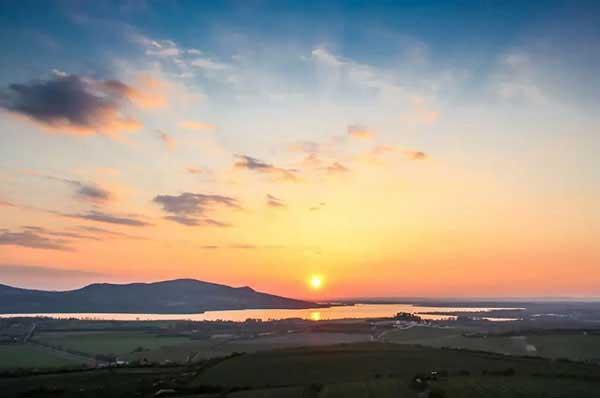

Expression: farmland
xmin=2 ymin=315 xmax=600 ymax=396
xmin=34 ymin=331 xmax=190 ymax=358
xmin=2 ymin=343 xmax=600 ymax=397
xmin=0 ymin=344 xmax=87 ymax=370
xmin=382 ymin=326 xmax=600 ymax=362
xmin=192 ymin=343 xmax=600 ymax=388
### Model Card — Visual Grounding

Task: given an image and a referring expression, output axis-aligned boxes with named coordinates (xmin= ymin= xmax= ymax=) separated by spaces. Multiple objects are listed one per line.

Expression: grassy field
xmin=438 ymin=375 xmax=600 ymax=397
xmin=0 ymin=365 xmax=189 ymax=397
xmin=127 ymin=332 xmax=372 ymax=364
xmin=0 ymin=344 xmax=87 ymax=370
xmin=34 ymin=331 xmax=190 ymax=357
xmin=382 ymin=326 xmax=600 ymax=361
xmin=2 ymin=343 xmax=600 ymax=397
xmin=193 ymin=343 xmax=600 ymax=388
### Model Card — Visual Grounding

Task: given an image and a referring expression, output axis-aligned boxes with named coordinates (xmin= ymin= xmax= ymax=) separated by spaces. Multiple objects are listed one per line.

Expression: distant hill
xmin=0 ymin=279 xmax=322 ymax=314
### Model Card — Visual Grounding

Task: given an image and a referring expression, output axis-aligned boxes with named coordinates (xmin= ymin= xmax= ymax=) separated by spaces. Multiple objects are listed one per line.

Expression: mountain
xmin=0 ymin=279 xmax=322 ymax=314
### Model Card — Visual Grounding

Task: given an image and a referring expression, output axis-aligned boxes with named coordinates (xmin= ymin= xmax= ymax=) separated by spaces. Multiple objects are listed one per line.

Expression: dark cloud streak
xmin=0 ymin=230 xmax=72 ymax=251
xmin=62 ymin=210 xmax=150 ymax=227
xmin=234 ymin=155 xmax=299 ymax=181
xmin=153 ymin=192 xmax=238 ymax=227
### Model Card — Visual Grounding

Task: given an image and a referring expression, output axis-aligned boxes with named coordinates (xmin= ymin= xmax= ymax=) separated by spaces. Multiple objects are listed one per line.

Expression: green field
xmin=382 ymin=327 xmax=600 ymax=361
xmin=192 ymin=343 xmax=600 ymax=389
xmin=34 ymin=331 xmax=190 ymax=357
xmin=0 ymin=344 xmax=87 ymax=370
xmin=2 ymin=343 xmax=599 ymax=397
xmin=126 ymin=332 xmax=371 ymax=364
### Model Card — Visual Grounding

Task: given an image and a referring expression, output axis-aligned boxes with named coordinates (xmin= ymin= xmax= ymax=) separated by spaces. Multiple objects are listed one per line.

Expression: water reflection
xmin=0 ymin=303 xmax=522 ymax=322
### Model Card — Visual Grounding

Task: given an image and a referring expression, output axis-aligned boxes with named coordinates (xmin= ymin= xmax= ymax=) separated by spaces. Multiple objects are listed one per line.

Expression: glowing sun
xmin=309 ymin=275 xmax=324 ymax=290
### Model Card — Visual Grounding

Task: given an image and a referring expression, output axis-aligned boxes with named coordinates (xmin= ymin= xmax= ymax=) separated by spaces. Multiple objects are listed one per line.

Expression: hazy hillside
xmin=0 ymin=279 xmax=321 ymax=314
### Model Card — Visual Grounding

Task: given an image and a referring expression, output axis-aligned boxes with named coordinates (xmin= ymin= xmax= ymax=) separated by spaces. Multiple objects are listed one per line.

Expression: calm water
xmin=0 ymin=303 xmax=521 ymax=322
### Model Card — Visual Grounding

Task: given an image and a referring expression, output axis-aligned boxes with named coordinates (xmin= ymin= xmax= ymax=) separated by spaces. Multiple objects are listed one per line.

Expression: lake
xmin=0 ymin=303 xmax=522 ymax=322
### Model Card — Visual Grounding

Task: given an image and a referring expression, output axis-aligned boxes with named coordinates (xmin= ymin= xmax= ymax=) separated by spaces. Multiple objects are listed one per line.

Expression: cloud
xmin=202 ymin=243 xmax=284 ymax=250
xmin=309 ymin=202 xmax=326 ymax=211
xmin=133 ymin=36 xmax=182 ymax=58
xmin=370 ymin=145 xmax=428 ymax=161
xmin=157 ymin=130 xmax=176 ymax=151
xmin=163 ymin=215 xmax=230 ymax=227
xmin=179 ymin=120 xmax=215 ymax=131
xmin=102 ymin=75 xmax=167 ymax=109
xmin=44 ymin=175 xmax=112 ymax=204
xmin=289 ymin=141 xmax=321 ymax=154
xmin=266 ymin=194 xmax=286 ymax=208
xmin=234 ymin=155 xmax=299 ymax=181
xmin=62 ymin=210 xmax=150 ymax=227
xmin=71 ymin=225 xmax=145 ymax=240
xmin=325 ymin=162 xmax=350 ymax=174
xmin=403 ymin=150 xmax=427 ymax=160
xmin=0 ymin=230 xmax=72 ymax=251
xmin=22 ymin=225 xmax=100 ymax=241
xmin=302 ymin=153 xmax=322 ymax=167
xmin=312 ymin=47 xmax=345 ymax=68
xmin=347 ymin=124 xmax=374 ymax=139
xmin=163 ymin=215 xmax=202 ymax=226
xmin=0 ymin=200 xmax=15 ymax=207
xmin=186 ymin=167 xmax=204 ymax=175
xmin=153 ymin=192 xmax=239 ymax=226
xmin=0 ymin=73 xmax=145 ymax=137
xmin=190 ymin=57 xmax=230 ymax=71
xmin=229 ymin=244 xmax=257 ymax=249
xmin=491 ymin=52 xmax=546 ymax=103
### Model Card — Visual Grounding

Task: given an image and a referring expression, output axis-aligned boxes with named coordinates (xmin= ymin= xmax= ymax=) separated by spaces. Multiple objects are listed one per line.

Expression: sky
xmin=0 ymin=0 xmax=599 ymax=299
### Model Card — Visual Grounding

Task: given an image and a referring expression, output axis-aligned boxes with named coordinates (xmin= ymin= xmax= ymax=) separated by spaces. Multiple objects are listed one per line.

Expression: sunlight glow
xmin=309 ymin=275 xmax=323 ymax=290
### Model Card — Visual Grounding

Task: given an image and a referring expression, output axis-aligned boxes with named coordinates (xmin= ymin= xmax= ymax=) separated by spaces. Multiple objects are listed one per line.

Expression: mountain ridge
xmin=0 ymin=278 xmax=323 ymax=314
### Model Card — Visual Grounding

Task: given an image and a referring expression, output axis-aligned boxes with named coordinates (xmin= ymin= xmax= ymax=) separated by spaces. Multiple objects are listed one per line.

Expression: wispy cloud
xmin=62 ymin=210 xmax=151 ymax=227
xmin=71 ymin=225 xmax=145 ymax=240
xmin=266 ymin=194 xmax=286 ymax=208
xmin=0 ymin=200 xmax=15 ymax=207
xmin=186 ymin=167 xmax=204 ymax=175
xmin=370 ymin=145 xmax=428 ymax=161
xmin=44 ymin=175 xmax=112 ymax=204
xmin=228 ymin=243 xmax=257 ymax=249
xmin=157 ymin=130 xmax=176 ymax=151
xmin=325 ymin=162 xmax=350 ymax=174
xmin=347 ymin=124 xmax=374 ymax=139
xmin=403 ymin=150 xmax=427 ymax=160
xmin=0 ymin=230 xmax=72 ymax=251
xmin=22 ymin=225 xmax=100 ymax=241
xmin=234 ymin=155 xmax=299 ymax=181
xmin=141 ymin=38 xmax=181 ymax=58
xmin=190 ymin=57 xmax=230 ymax=71
xmin=153 ymin=192 xmax=239 ymax=226
xmin=289 ymin=141 xmax=321 ymax=154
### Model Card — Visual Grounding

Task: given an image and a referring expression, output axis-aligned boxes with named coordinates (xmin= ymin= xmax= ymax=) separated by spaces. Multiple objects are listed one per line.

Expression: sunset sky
xmin=1 ymin=1 xmax=599 ymax=298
